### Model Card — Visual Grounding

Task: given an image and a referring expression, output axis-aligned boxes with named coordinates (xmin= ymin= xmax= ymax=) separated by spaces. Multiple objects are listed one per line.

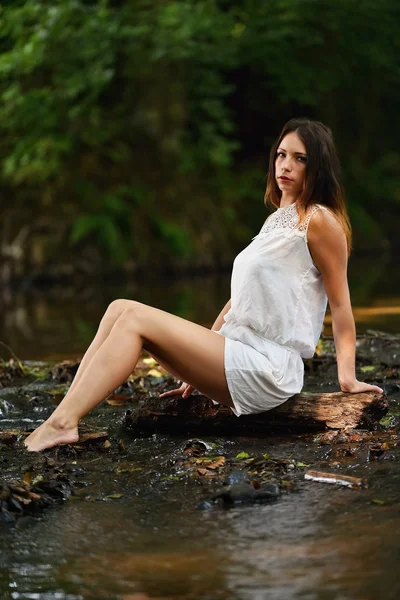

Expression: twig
xmin=0 ymin=340 xmax=24 ymax=372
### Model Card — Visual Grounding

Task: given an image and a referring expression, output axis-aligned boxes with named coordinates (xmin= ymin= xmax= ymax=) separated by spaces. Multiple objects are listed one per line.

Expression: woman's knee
xmin=105 ymin=299 xmax=134 ymax=321
xmin=112 ymin=302 xmax=144 ymax=334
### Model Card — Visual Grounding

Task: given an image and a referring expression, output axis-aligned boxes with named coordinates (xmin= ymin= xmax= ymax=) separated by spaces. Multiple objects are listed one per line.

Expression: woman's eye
xmin=298 ymin=156 xmax=307 ymax=163
xmin=277 ymin=152 xmax=285 ymax=158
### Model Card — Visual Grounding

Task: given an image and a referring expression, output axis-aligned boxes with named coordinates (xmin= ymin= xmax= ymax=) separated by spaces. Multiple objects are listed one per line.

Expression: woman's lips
xmin=278 ymin=176 xmax=293 ymax=182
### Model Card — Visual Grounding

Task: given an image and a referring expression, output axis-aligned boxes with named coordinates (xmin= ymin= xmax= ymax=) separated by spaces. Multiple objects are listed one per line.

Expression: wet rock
xmin=382 ymin=383 xmax=400 ymax=395
xmin=259 ymin=482 xmax=281 ymax=498
xmin=0 ymin=432 xmax=19 ymax=446
xmin=51 ymin=360 xmax=80 ymax=383
xmin=15 ymin=515 xmax=36 ymax=529
xmin=0 ymin=399 xmax=16 ymax=415
xmin=196 ymin=500 xmax=214 ymax=511
xmin=0 ymin=359 xmax=25 ymax=387
xmin=66 ymin=465 xmax=86 ymax=476
xmin=0 ymin=508 xmax=16 ymax=526
xmin=183 ymin=439 xmax=213 ymax=456
xmin=212 ymin=481 xmax=281 ymax=506
xmin=8 ymin=496 xmax=23 ymax=513
xmin=0 ymin=468 xmax=75 ymax=528
xmin=213 ymin=482 xmax=257 ymax=505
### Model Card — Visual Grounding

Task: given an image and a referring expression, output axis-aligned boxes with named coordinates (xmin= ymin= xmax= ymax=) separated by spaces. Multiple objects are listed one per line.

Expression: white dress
xmin=214 ymin=202 xmax=330 ymax=416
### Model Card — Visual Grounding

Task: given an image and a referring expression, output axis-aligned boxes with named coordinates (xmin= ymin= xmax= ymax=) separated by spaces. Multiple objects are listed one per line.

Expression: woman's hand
xmin=159 ymin=381 xmax=195 ymax=399
xmin=340 ymin=380 xmax=384 ymax=394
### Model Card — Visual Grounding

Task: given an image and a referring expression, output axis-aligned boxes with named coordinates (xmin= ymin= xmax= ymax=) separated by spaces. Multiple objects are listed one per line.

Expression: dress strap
xmin=297 ymin=204 xmax=330 ymax=236
xmin=298 ymin=204 xmax=320 ymax=234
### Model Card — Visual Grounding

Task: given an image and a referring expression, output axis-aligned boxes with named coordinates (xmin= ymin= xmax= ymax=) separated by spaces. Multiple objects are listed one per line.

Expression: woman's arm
xmin=211 ymin=299 xmax=231 ymax=331
xmin=307 ymin=210 xmax=383 ymax=394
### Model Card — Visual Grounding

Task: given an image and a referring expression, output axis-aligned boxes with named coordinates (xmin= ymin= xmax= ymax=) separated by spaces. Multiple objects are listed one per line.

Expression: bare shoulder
xmin=307 ymin=205 xmax=346 ymax=249
xmin=307 ymin=205 xmax=347 ymax=275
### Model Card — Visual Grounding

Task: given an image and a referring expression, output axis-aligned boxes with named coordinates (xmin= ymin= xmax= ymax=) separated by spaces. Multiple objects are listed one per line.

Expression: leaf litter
xmin=0 ymin=348 xmax=399 ymax=523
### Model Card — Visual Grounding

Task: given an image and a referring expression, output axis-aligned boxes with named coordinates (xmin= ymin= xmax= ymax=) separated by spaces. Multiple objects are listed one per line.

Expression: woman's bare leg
xmin=24 ymin=301 xmax=232 ymax=452
xmin=62 ymin=300 xmax=134 ymax=398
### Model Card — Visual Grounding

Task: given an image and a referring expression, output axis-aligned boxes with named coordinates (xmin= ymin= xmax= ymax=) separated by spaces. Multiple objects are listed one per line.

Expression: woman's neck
xmin=279 ymin=192 xmax=298 ymax=208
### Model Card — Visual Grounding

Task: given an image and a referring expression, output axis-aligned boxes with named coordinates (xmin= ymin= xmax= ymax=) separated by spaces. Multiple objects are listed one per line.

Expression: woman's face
xmin=275 ymin=131 xmax=307 ymax=197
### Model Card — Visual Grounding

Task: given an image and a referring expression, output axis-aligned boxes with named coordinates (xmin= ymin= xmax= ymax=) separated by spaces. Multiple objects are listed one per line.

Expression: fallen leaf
xmin=79 ymin=431 xmax=108 ymax=444
xmin=197 ymin=468 xmax=217 ymax=477
xmin=142 ymin=357 xmax=157 ymax=366
xmin=236 ymin=452 xmax=250 ymax=460
xmin=147 ymin=369 xmax=164 ymax=378
xmin=32 ymin=475 xmax=44 ymax=486
xmin=205 ymin=456 xmax=225 ymax=469
xmin=23 ymin=471 xmax=32 ymax=486
xmin=197 ymin=468 xmax=208 ymax=476
xmin=28 ymin=492 xmax=41 ymax=501
xmin=107 ymin=493 xmax=123 ymax=499
xmin=115 ymin=462 xmax=143 ymax=474
xmin=360 ymin=365 xmax=377 ymax=373
xmin=106 ymin=394 xmax=129 ymax=406
xmin=13 ymin=494 xmax=31 ymax=505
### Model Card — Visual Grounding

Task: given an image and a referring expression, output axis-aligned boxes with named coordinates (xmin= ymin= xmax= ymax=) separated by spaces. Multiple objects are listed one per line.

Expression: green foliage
xmin=151 ymin=216 xmax=193 ymax=259
xmin=0 ymin=0 xmax=399 ymax=272
xmin=69 ymin=187 xmax=133 ymax=265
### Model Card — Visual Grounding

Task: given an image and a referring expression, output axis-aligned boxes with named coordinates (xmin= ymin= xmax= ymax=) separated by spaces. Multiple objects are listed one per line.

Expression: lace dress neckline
xmin=276 ymin=202 xmax=297 ymax=212
xmin=255 ymin=202 xmax=322 ymax=238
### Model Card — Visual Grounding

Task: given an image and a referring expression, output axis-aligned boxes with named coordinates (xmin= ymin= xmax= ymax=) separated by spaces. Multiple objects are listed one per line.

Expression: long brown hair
xmin=265 ymin=118 xmax=352 ymax=255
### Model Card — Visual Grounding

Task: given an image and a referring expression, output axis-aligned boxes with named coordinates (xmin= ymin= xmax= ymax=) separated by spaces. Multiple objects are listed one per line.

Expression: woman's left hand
xmin=340 ymin=380 xmax=384 ymax=394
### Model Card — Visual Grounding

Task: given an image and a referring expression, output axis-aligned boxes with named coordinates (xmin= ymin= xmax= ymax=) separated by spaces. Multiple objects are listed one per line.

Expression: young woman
xmin=25 ymin=118 xmax=383 ymax=452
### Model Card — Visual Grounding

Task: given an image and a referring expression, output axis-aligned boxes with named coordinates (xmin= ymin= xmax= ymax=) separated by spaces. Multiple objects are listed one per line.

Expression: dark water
xmin=1 ymin=422 xmax=400 ymax=600
xmin=1 ymin=256 xmax=400 ymax=600
xmin=1 ymin=253 xmax=400 ymax=361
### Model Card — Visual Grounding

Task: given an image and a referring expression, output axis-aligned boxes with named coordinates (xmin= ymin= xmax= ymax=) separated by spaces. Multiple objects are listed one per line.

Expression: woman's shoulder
xmin=307 ymin=204 xmax=346 ymax=243
xmin=311 ymin=204 xmax=342 ymax=226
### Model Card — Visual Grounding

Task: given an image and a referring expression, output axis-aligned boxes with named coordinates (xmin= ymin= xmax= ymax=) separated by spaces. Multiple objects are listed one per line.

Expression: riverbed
xmin=1 ymin=267 xmax=400 ymax=600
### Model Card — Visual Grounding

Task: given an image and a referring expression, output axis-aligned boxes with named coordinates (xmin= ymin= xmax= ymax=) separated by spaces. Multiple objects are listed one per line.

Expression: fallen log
xmin=123 ymin=391 xmax=388 ymax=435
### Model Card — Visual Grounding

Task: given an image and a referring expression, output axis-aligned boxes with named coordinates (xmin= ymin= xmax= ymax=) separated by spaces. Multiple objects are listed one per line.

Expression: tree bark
xmin=122 ymin=391 xmax=388 ymax=436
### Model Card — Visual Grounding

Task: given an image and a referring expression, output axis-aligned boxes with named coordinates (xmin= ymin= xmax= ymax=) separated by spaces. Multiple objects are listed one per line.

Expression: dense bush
xmin=0 ymin=0 xmax=399 ymax=275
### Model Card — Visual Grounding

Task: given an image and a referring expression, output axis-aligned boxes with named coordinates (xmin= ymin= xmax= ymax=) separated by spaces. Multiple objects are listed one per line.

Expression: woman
xmin=25 ymin=118 xmax=383 ymax=452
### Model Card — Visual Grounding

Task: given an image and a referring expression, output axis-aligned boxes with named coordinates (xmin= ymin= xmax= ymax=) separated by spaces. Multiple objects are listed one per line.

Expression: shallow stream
xmin=1 ymin=266 xmax=400 ymax=600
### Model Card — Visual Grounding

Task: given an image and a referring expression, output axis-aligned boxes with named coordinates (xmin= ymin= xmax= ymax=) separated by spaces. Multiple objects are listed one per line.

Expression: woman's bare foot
xmin=24 ymin=416 xmax=79 ymax=452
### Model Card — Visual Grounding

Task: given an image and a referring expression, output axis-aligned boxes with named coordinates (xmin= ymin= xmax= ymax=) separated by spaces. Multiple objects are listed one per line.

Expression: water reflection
xmin=2 ymin=480 xmax=399 ymax=600
xmin=0 ymin=274 xmax=231 ymax=360
xmin=0 ymin=254 xmax=399 ymax=360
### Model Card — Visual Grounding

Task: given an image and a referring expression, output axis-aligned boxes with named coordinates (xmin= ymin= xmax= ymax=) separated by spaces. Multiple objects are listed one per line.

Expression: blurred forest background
xmin=1 ymin=0 xmax=400 ymax=283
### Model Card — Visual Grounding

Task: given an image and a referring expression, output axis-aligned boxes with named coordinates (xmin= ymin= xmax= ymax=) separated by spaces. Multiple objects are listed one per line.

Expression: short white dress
xmin=214 ymin=202 xmax=330 ymax=417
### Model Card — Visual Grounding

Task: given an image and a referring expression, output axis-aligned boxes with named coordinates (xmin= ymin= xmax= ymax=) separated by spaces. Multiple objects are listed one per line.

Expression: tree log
xmin=123 ymin=391 xmax=388 ymax=436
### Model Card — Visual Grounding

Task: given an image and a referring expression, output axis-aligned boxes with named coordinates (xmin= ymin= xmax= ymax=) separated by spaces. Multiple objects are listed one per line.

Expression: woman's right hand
xmin=159 ymin=381 xmax=195 ymax=399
